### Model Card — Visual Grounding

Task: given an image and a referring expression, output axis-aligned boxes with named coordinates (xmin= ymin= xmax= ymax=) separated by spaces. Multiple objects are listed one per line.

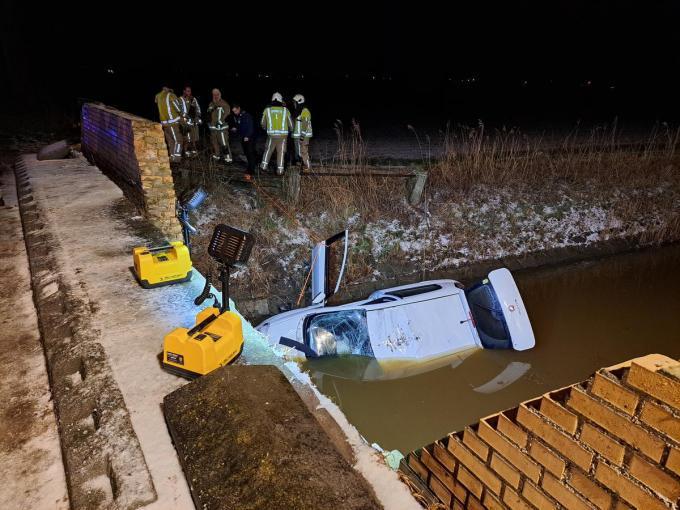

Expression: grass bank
xmin=182 ymin=121 xmax=680 ymax=315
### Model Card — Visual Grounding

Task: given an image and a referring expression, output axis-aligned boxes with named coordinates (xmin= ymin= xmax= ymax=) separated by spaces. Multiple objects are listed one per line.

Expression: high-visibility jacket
xmin=155 ymin=89 xmax=182 ymax=124
xmin=261 ymin=105 xmax=292 ymax=137
xmin=293 ymin=107 xmax=312 ymax=139
xmin=207 ymin=99 xmax=230 ymax=130
xmin=179 ymin=95 xmax=201 ymax=125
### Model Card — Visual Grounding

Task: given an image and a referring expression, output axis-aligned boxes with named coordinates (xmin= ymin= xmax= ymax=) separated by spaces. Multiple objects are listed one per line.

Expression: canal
xmin=302 ymin=243 xmax=680 ymax=452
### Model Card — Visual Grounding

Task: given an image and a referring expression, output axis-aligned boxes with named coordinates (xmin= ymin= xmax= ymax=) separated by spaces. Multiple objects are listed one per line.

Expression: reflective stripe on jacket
xmin=261 ymin=106 xmax=292 ymax=136
xmin=208 ymin=99 xmax=230 ymax=130
xmin=179 ymin=96 xmax=201 ymax=124
xmin=293 ymin=107 xmax=312 ymax=138
xmin=155 ymin=90 xmax=182 ymax=124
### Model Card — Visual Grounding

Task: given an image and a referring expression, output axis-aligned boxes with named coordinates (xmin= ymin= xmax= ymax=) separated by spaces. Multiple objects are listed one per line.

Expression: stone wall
xmin=81 ymin=103 xmax=182 ymax=240
xmin=402 ymin=354 xmax=680 ymax=509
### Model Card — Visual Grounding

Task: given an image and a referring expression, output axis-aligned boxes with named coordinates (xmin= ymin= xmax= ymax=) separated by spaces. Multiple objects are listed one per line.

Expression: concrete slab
xmin=14 ymin=154 xmax=195 ymax=509
xmin=164 ymin=365 xmax=383 ymax=510
xmin=0 ymin=163 xmax=69 ymax=510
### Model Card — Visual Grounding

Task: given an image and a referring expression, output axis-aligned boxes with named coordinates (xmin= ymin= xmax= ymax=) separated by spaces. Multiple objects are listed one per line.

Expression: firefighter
xmin=260 ymin=92 xmax=292 ymax=175
xmin=291 ymin=94 xmax=313 ymax=169
xmin=206 ymin=88 xmax=233 ymax=162
xmin=178 ymin=85 xmax=202 ymax=157
xmin=154 ymin=85 xmax=183 ymax=163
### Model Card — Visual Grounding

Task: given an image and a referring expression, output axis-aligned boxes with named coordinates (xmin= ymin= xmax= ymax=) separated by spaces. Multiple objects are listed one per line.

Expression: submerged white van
xmin=256 ymin=231 xmax=535 ymax=360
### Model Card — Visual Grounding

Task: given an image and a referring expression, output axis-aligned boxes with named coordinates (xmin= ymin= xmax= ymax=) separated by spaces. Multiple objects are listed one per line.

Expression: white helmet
xmin=271 ymin=92 xmax=283 ymax=102
xmin=292 ymin=94 xmax=305 ymax=105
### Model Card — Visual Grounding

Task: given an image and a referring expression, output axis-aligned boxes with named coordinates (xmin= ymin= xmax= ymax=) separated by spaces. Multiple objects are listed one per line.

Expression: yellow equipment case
xmin=162 ymin=306 xmax=244 ymax=378
xmin=132 ymin=242 xmax=192 ymax=289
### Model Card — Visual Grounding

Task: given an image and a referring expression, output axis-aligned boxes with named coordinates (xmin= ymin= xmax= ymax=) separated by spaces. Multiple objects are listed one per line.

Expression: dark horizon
xmin=2 ymin=1 xmax=679 ymax=126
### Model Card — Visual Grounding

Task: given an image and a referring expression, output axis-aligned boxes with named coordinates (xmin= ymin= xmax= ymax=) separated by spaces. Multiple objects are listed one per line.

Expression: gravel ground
xmin=0 ymin=163 xmax=69 ymax=510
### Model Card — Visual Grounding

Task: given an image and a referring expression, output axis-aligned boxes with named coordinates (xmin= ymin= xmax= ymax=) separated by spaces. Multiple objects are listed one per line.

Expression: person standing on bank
xmin=178 ymin=85 xmax=202 ymax=157
xmin=291 ymin=94 xmax=313 ymax=169
xmin=206 ymin=88 xmax=233 ymax=163
xmin=230 ymin=104 xmax=257 ymax=180
xmin=260 ymin=92 xmax=292 ymax=175
xmin=154 ymin=85 xmax=183 ymax=163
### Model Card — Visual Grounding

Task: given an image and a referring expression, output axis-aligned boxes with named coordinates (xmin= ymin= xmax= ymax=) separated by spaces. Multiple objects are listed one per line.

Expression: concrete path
xmin=16 ymin=155 xmax=197 ymax=509
xmin=0 ymin=163 xmax=69 ymax=510
xmin=13 ymin=153 xmax=420 ymax=510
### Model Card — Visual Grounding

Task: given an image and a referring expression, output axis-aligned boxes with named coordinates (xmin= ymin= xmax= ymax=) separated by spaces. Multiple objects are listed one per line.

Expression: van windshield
xmin=466 ymin=282 xmax=512 ymax=349
xmin=306 ymin=310 xmax=374 ymax=357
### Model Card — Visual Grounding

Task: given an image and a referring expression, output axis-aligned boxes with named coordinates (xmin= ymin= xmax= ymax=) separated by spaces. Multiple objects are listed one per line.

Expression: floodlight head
xmin=208 ymin=224 xmax=254 ymax=267
xmin=178 ymin=186 xmax=207 ymax=212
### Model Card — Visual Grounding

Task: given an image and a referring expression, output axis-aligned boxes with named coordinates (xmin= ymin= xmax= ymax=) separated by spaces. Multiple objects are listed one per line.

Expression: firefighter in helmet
xmin=291 ymin=94 xmax=312 ymax=169
xmin=260 ymin=92 xmax=293 ymax=175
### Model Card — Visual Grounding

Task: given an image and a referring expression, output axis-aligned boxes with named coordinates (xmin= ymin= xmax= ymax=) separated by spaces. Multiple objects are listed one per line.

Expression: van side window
xmin=386 ymin=284 xmax=442 ymax=298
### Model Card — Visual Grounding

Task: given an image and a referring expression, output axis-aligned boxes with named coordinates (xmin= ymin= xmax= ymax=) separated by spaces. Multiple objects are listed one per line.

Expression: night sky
xmin=2 ymin=1 xmax=679 ymax=125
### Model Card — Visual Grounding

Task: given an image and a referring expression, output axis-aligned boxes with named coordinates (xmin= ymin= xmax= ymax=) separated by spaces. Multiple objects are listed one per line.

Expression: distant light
xmin=107 ymin=68 xmax=115 ymax=74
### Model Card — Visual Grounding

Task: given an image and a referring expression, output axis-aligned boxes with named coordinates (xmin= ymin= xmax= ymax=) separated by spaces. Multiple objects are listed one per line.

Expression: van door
xmin=311 ymin=230 xmax=349 ymax=305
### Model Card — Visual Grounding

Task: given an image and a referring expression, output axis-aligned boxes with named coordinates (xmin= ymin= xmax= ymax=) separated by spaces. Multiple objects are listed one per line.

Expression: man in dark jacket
xmin=230 ymin=104 xmax=257 ymax=177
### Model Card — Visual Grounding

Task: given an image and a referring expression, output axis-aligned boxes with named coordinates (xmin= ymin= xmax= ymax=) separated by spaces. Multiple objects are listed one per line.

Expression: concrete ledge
xmin=0 ymin=163 xmax=69 ymax=508
xmin=14 ymin=156 xmax=156 ymax=510
xmin=163 ymin=365 xmax=383 ymax=510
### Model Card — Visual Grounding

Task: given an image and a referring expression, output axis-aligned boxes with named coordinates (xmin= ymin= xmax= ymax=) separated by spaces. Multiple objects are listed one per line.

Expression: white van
xmin=256 ymin=231 xmax=535 ymax=359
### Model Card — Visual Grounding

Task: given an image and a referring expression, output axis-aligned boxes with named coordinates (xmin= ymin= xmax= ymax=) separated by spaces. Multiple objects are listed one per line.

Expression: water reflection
xmin=302 ymin=243 xmax=680 ymax=451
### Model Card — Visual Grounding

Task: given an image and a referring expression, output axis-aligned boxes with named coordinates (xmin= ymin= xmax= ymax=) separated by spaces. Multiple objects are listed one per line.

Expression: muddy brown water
xmin=302 ymin=243 xmax=680 ymax=452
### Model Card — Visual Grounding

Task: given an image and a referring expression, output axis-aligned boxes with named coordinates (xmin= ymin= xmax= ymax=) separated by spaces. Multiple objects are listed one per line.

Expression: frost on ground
xmin=191 ymin=176 xmax=680 ymax=310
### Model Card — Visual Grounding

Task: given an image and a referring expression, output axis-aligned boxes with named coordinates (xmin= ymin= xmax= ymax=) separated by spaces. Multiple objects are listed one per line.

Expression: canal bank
xmin=5 ymin=115 xmax=678 ymax=509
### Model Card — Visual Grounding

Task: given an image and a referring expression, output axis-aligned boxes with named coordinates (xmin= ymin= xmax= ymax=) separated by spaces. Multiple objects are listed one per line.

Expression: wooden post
xmin=407 ymin=167 xmax=428 ymax=205
xmin=284 ymin=166 xmax=301 ymax=204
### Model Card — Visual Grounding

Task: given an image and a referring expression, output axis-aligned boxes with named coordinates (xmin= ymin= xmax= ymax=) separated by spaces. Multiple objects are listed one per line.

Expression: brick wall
xmin=81 ymin=103 xmax=182 ymax=240
xmin=402 ymin=354 xmax=680 ymax=509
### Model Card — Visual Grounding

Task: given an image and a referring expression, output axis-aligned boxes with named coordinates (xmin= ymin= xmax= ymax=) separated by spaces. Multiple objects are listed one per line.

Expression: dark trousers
xmin=242 ymin=139 xmax=256 ymax=173
xmin=287 ymin=134 xmax=297 ymax=165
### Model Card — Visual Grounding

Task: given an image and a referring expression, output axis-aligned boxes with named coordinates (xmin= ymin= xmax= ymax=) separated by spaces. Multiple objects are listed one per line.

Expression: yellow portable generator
xmin=132 ymin=187 xmax=207 ymax=289
xmin=162 ymin=224 xmax=255 ymax=378
xmin=133 ymin=242 xmax=192 ymax=289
